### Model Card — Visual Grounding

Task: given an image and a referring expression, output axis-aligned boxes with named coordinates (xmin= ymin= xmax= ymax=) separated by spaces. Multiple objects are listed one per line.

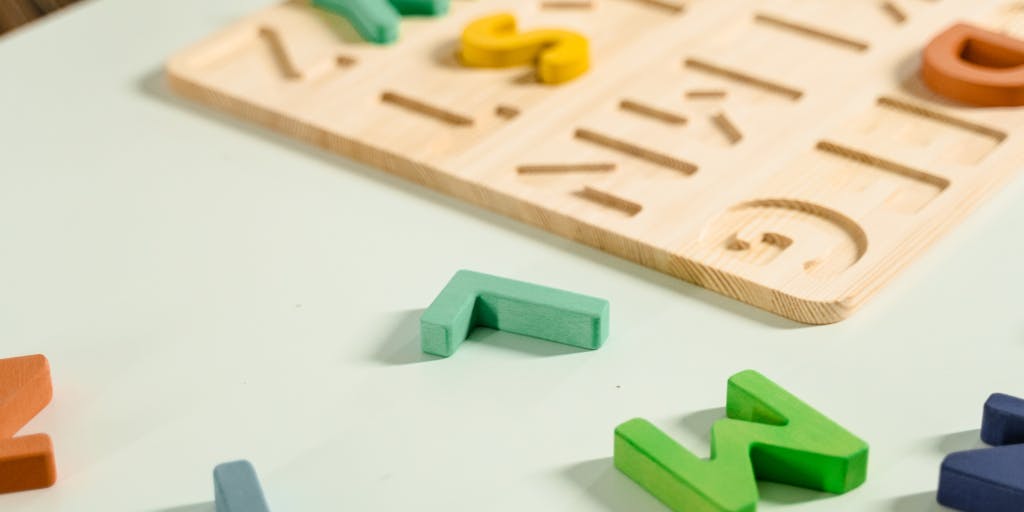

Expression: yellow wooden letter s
xmin=459 ymin=13 xmax=590 ymax=84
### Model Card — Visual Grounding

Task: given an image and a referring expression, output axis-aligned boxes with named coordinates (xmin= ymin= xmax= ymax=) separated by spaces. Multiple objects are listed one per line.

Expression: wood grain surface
xmin=0 ymin=0 xmax=79 ymax=34
xmin=166 ymin=0 xmax=1024 ymax=324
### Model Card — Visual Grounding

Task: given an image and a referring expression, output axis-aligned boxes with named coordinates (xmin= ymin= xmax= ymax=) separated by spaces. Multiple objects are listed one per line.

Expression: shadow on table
xmin=136 ymin=69 xmax=805 ymax=331
xmin=887 ymin=491 xmax=947 ymax=511
xmin=933 ymin=429 xmax=984 ymax=454
xmin=372 ymin=308 xmax=438 ymax=365
xmin=564 ymin=458 xmax=838 ymax=511
xmin=678 ymin=406 xmax=725 ymax=446
xmin=883 ymin=429 xmax=983 ymax=511
xmin=152 ymin=501 xmax=215 ymax=512
xmin=563 ymin=458 xmax=666 ymax=512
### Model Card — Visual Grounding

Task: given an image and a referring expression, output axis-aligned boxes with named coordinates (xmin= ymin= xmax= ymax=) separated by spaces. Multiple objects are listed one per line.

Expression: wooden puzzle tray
xmin=166 ymin=0 xmax=1024 ymax=324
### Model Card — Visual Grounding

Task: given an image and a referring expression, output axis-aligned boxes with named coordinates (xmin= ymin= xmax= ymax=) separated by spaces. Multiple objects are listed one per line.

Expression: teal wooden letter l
xmin=420 ymin=270 xmax=610 ymax=357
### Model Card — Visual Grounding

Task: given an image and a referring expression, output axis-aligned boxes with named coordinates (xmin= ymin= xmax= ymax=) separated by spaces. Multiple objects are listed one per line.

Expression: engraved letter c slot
xmin=922 ymin=23 xmax=1024 ymax=107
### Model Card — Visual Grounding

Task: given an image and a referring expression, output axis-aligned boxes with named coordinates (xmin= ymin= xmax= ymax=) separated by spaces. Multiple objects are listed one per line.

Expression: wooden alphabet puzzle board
xmin=167 ymin=0 xmax=1024 ymax=324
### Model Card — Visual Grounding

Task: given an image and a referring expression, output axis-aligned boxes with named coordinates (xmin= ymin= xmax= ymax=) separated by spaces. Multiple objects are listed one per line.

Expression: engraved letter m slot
xmin=614 ymin=370 xmax=869 ymax=512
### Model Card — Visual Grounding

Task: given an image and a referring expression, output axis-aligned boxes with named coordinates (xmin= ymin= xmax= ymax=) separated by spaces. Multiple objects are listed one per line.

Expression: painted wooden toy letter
xmin=922 ymin=23 xmax=1024 ymax=107
xmin=615 ymin=370 xmax=869 ymax=512
xmin=420 ymin=270 xmax=609 ymax=357
xmin=215 ymin=460 xmax=272 ymax=512
xmin=460 ymin=13 xmax=590 ymax=84
xmin=937 ymin=393 xmax=1024 ymax=512
xmin=313 ymin=0 xmax=449 ymax=45
xmin=0 ymin=354 xmax=57 ymax=495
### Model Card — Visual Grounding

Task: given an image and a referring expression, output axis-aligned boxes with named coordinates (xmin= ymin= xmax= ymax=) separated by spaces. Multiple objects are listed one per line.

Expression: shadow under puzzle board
xmin=166 ymin=0 xmax=1024 ymax=324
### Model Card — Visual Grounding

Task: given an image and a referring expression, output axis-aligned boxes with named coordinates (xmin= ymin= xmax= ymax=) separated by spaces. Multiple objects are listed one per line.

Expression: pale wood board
xmin=166 ymin=0 xmax=1024 ymax=324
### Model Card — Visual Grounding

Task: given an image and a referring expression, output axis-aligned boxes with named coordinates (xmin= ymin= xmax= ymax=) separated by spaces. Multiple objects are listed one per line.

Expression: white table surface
xmin=1 ymin=1 xmax=1023 ymax=510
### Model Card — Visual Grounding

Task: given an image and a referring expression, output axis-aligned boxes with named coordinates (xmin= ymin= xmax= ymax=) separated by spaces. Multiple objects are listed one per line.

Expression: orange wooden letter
xmin=922 ymin=23 xmax=1024 ymax=107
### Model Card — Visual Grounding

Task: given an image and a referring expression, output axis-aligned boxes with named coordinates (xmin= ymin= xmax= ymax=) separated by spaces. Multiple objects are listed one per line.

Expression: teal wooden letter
xmin=614 ymin=370 xmax=869 ymax=511
xmin=389 ymin=0 xmax=448 ymax=15
xmin=313 ymin=0 xmax=449 ymax=45
xmin=420 ymin=270 xmax=609 ymax=357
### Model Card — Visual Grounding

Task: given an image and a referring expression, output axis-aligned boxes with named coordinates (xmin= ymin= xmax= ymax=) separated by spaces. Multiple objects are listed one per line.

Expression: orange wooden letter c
xmin=922 ymin=23 xmax=1024 ymax=107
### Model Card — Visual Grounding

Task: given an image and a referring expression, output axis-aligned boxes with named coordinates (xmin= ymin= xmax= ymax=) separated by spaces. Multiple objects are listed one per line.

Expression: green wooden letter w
xmin=614 ymin=370 xmax=869 ymax=512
